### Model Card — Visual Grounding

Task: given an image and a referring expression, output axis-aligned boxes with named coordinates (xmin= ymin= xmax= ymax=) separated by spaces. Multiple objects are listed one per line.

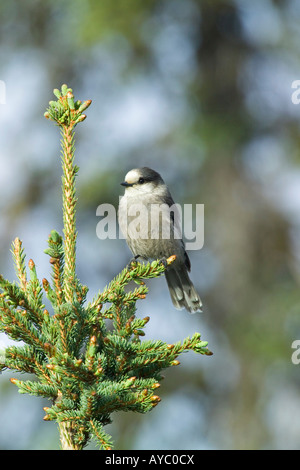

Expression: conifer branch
xmin=0 ymin=84 xmax=212 ymax=450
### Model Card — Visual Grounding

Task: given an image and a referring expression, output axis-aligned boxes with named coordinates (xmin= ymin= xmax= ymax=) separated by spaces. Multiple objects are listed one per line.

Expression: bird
xmin=118 ymin=167 xmax=202 ymax=313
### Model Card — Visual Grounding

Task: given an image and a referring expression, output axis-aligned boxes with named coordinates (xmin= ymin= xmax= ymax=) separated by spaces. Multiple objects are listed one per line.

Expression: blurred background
xmin=0 ymin=0 xmax=300 ymax=450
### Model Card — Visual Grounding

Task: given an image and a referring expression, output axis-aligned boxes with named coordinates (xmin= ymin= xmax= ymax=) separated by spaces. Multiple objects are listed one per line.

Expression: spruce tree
xmin=0 ymin=84 xmax=212 ymax=450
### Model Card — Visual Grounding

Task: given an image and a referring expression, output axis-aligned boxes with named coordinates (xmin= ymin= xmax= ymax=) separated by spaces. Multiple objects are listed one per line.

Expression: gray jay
xmin=118 ymin=167 xmax=202 ymax=313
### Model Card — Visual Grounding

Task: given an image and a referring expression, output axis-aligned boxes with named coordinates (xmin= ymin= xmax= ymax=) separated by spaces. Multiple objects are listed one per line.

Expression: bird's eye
xmin=138 ymin=177 xmax=145 ymax=184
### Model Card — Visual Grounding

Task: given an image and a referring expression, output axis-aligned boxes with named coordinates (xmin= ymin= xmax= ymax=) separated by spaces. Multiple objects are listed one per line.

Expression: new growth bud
xmin=28 ymin=259 xmax=35 ymax=270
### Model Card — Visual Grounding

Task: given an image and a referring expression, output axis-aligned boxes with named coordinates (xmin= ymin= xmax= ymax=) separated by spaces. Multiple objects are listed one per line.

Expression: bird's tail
xmin=165 ymin=267 xmax=202 ymax=314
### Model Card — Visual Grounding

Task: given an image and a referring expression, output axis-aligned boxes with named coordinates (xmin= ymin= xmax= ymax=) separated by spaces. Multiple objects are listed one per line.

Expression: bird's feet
xmin=158 ymin=257 xmax=168 ymax=268
xmin=159 ymin=255 xmax=176 ymax=269
xmin=127 ymin=254 xmax=140 ymax=270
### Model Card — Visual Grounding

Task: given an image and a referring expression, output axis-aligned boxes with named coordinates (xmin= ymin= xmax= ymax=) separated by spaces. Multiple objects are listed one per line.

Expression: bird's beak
xmin=121 ymin=181 xmax=133 ymax=187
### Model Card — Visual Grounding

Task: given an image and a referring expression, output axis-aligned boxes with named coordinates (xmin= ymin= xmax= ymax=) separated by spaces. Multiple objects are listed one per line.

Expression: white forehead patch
xmin=125 ymin=169 xmax=140 ymax=185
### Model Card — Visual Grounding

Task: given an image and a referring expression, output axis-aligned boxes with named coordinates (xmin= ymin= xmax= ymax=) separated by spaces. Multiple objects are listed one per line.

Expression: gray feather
xmin=165 ymin=266 xmax=202 ymax=314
